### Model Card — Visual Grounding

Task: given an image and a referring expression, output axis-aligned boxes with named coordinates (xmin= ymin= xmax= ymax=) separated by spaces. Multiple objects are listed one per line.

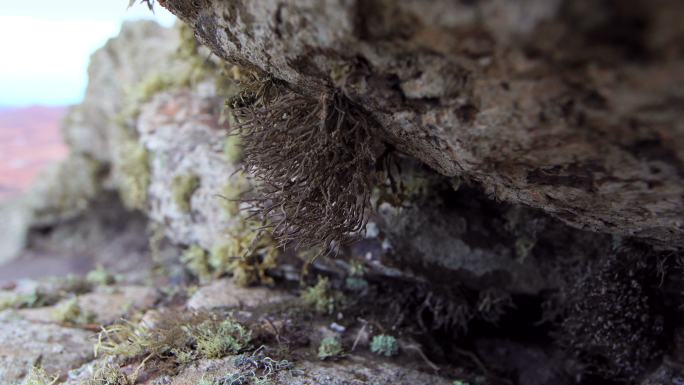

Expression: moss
xmin=188 ymin=317 xmax=252 ymax=358
xmin=181 ymin=245 xmax=212 ymax=283
xmin=86 ymin=266 xmax=115 ymax=286
xmin=301 ymin=276 xmax=343 ymax=315
xmin=96 ymin=311 xmax=251 ymax=369
xmin=223 ymin=135 xmax=243 ymax=164
xmin=0 ymin=290 xmax=55 ymax=311
xmin=118 ymin=141 xmax=150 ymax=211
xmin=84 ymin=364 xmax=133 ymax=385
xmin=53 ymin=297 xmax=96 ymax=325
xmin=370 ymin=334 xmax=399 ymax=357
xmin=172 ymin=173 xmax=201 ymax=213
xmin=219 ymin=171 xmax=250 ymax=217
xmin=318 ymin=336 xmax=343 ymax=360
xmin=208 ymin=221 xmax=279 ymax=287
xmin=22 ymin=366 xmax=57 ymax=385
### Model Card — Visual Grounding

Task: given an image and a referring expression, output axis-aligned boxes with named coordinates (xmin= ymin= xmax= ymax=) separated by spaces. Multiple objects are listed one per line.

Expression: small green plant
xmin=370 ymin=334 xmax=399 ymax=357
xmin=172 ymin=173 xmax=201 ymax=213
xmin=53 ymin=297 xmax=96 ymax=325
xmin=317 ymin=336 xmax=343 ymax=360
xmin=453 ymin=380 xmax=469 ymax=385
xmin=301 ymin=276 xmax=343 ymax=315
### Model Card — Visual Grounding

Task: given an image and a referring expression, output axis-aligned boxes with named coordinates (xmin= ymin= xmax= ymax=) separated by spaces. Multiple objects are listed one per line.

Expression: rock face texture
xmin=160 ymin=0 xmax=684 ymax=247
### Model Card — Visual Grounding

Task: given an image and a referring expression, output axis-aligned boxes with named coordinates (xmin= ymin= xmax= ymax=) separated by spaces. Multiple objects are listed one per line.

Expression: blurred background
xmin=0 ymin=1 xmax=175 ymax=202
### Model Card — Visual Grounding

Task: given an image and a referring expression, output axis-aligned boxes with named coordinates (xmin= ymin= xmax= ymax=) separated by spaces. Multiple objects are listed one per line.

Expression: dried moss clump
xmin=318 ymin=336 xmax=343 ymax=360
xmin=172 ymin=173 xmax=201 ymax=213
xmin=233 ymin=84 xmax=383 ymax=252
xmin=370 ymin=334 xmax=399 ymax=357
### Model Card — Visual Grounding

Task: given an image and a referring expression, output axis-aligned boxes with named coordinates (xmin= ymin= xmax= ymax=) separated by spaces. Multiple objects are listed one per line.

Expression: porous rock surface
xmin=160 ymin=0 xmax=684 ymax=247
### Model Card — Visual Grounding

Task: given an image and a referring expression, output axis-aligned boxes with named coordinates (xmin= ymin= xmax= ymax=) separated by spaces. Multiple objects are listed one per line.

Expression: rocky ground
xmin=1 ymin=3 xmax=684 ymax=384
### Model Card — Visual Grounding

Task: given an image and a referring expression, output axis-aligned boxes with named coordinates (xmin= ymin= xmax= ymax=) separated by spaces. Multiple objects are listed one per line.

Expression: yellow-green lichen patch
xmin=172 ymin=173 xmax=201 ymax=213
xmin=22 ymin=366 xmax=57 ymax=385
xmin=181 ymin=245 xmax=212 ymax=283
xmin=223 ymin=135 xmax=243 ymax=164
xmin=209 ymin=221 xmax=279 ymax=287
xmin=95 ymin=312 xmax=252 ymax=370
xmin=118 ymin=141 xmax=150 ymax=211
xmin=83 ymin=364 xmax=134 ymax=385
xmin=220 ymin=171 xmax=250 ymax=217
xmin=53 ymin=297 xmax=96 ymax=325
xmin=301 ymin=276 xmax=344 ymax=315
xmin=86 ymin=266 xmax=116 ymax=286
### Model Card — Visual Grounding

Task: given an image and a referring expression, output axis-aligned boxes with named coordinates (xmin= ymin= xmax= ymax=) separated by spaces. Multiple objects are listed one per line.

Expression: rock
xmin=187 ymin=278 xmax=294 ymax=310
xmin=74 ymin=285 xmax=159 ymax=324
xmin=0 ymin=319 xmax=93 ymax=383
xmin=165 ymin=355 xmax=454 ymax=385
xmin=159 ymin=0 xmax=684 ymax=247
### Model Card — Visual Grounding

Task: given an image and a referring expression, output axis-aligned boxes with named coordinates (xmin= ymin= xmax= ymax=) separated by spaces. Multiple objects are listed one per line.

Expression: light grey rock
xmin=0 ymin=319 xmax=93 ymax=383
xmin=187 ymin=278 xmax=294 ymax=310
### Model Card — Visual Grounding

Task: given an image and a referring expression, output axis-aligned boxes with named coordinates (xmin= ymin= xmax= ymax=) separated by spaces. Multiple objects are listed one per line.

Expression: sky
xmin=0 ymin=1 xmax=176 ymax=107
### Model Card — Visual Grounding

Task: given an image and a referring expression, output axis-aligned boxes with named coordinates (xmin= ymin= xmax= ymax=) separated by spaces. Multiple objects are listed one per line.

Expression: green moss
xmin=318 ymin=336 xmax=343 ymax=360
xmin=223 ymin=135 xmax=243 ymax=164
xmin=96 ymin=312 xmax=251 ymax=368
xmin=22 ymin=366 xmax=57 ymax=385
xmin=220 ymin=172 xmax=250 ymax=217
xmin=0 ymin=291 xmax=55 ymax=311
xmin=188 ymin=317 xmax=252 ymax=358
xmin=118 ymin=141 xmax=150 ymax=211
xmin=53 ymin=297 xmax=96 ymax=325
xmin=301 ymin=276 xmax=343 ymax=315
xmin=208 ymin=221 xmax=279 ymax=287
xmin=181 ymin=245 xmax=212 ymax=283
xmin=86 ymin=266 xmax=115 ymax=286
xmin=84 ymin=364 xmax=133 ymax=385
xmin=172 ymin=173 xmax=201 ymax=213
xmin=370 ymin=334 xmax=399 ymax=357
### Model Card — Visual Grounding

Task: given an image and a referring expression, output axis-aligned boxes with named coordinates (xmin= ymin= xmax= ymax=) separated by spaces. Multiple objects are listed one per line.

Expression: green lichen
xmin=53 ymin=297 xmax=96 ymax=325
xmin=207 ymin=220 xmax=279 ymax=287
xmin=21 ymin=366 xmax=57 ymax=385
xmin=84 ymin=364 xmax=133 ymax=385
xmin=181 ymin=245 xmax=212 ymax=283
xmin=118 ymin=141 xmax=150 ymax=211
xmin=317 ymin=336 xmax=343 ymax=360
xmin=86 ymin=266 xmax=115 ymax=286
xmin=172 ymin=173 xmax=201 ymax=213
xmin=0 ymin=291 xmax=55 ymax=311
xmin=370 ymin=334 xmax=399 ymax=357
xmin=223 ymin=135 xmax=243 ymax=164
xmin=96 ymin=312 xmax=251 ymax=369
xmin=189 ymin=317 xmax=252 ymax=358
xmin=301 ymin=277 xmax=343 ymax=315
xmin=220 ymin=172 xmax=250 ymax=217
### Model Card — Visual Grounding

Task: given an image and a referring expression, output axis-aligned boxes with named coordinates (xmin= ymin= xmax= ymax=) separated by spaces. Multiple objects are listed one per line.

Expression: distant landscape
xmin=0 ymin=105 xmax=68 ymax=201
